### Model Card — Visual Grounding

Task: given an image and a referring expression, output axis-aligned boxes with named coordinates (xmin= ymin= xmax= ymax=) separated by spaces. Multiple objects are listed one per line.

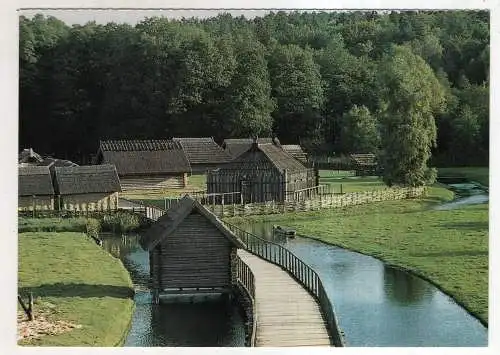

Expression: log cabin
xmin=18 ymin=165 xmax=55 ymax=211
xmin=172 ymin=137 xmax=232 ymax=173
xmin=53 ymin=164 xmax=122 ymax=211
xmin=207 ymin=138 xmax=315 ymax=203
xmin=95 ymin=139 xmax=191 ymax=191
xmin=140 ymin=195 xmax=245 ymax=303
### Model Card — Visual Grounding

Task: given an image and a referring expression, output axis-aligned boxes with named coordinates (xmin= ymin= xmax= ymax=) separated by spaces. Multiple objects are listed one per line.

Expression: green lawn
xmin=319 ymin=170 xmax=387 ymax=193
xmin=18 ymin=232 xmax=135 ymax=346
xmin=226 ymin=186 xmax=488 ymax=325
xmin=438 ymin=167 xmax=489 ymax=187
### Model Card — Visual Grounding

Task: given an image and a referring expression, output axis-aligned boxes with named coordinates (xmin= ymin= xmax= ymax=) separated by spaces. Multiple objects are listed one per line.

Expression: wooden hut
xmin=95 ymin=140 xmax=191 ymax=191
xmin=222 ymin=137 xmax=276 ymax=160
xmin=172 ymin=137 xmax=232 ymax=173
xmin=18 ymin=166 xmax=55 ymax=211
xmin=53 ymin=165 xmax=122 ymax=211
xmin=282 ymin=144 xmax=308 ymax=165
xmin=207 ymin=139 xmax=314 ymax=203
xmin=350 ymin=153 xmax=377 ymax=176
xmin=140 ymin=195 xmax=245 ymax=302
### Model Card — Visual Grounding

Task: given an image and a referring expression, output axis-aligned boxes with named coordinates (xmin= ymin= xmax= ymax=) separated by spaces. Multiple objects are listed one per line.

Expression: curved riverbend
xmin=242 ymin=223 xmax=488 ymax=347
xmin=101 ymin=234 xmax=246 ymax=347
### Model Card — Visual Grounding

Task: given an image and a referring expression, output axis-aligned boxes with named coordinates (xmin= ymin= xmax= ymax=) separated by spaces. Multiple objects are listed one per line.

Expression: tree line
xmin=19 ymin=10 xmax=489 ymax=186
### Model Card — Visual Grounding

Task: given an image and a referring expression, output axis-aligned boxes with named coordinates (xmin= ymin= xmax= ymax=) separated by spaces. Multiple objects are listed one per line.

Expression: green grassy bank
xmin=226 ymin=185 xmax=489 ymax=325
xmin=438 ymin=167 xmax=489 ymax=186
xmin=18 ymin=232 xmax=135 ymax=346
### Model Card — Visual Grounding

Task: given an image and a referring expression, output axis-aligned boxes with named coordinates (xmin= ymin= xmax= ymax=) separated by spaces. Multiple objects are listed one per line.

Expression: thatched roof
xmin=222 ymin=137 xmax=277 ymax=159
xmin=350 ymin=153 xmax=377 ymax=166
xmin=172 ymin=137 xmax=232 ymax=165
xmin=258 ymin=143 xmax=307 ymax=173
xmin=18 ymin=166 xmax=55 ymax=196
xmin=19 ymin=148 xmax=43 ymax=164
xmin=98 ymin=139 xmax=191 ymax=175
xmin=140 ymin=195 xmax=246 ymax=251
xmin=54 ymin=164 xmax=122 ymax=195
xmin=282 ymin=144 xmax=308 ymax=164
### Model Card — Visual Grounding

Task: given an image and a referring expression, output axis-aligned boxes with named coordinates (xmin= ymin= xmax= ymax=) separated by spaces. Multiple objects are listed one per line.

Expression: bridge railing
xmin=226 ymin=222 xmax=345 ymax=347
xmin=235 ymin=255 xmax=257 ymax=347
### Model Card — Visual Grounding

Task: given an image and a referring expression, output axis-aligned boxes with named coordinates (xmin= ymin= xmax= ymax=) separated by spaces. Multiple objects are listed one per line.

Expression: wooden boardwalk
xmin=237 ymin=249 xmax=331 ymax=347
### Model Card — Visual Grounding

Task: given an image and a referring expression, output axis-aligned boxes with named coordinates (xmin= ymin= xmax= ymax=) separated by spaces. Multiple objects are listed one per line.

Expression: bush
xmin=101 ymin=211 xmax=141 ymax=233
xmin=85 ymin=218 xmax=101 ymax=238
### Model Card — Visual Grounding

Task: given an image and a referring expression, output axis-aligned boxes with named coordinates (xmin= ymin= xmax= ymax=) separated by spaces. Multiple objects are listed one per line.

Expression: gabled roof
xmin=172 ymin=137 xmax=232 ymax=165
xmin=54 ymin=164 xmax=122 ymax=195
xmin=282 ymin=144 xmax=308 ymax=163
xmin=98 ymin=139 xmax=191 ymax=175
xmin=18 ymin=166 xmax=55 ymax=196
xmin=140 ymin=195 xmax=246 ymax=251
xmin=222 ymin=137 xmax=276 ymax=159
xmin=257 ymin=143 xmax=307 ymax=173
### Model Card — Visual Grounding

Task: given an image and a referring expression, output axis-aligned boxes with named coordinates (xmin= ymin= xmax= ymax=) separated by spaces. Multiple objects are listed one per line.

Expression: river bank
xmin=18 ymin=232 xmax=135 ymax=346
xmin=226 ymin=184 xmax=489 ymax=326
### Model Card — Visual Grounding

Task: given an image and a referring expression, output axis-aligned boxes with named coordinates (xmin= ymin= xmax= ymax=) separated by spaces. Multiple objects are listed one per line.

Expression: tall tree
xmin=340 ymin=105 xmax=380 ymax=153
xmin=222 ymin=35 xmax=275 ymax=137
xmin=377 ymin=45 xmax=446 ymax=186
xmin=268 ymin=44 xmax=324 ymax=143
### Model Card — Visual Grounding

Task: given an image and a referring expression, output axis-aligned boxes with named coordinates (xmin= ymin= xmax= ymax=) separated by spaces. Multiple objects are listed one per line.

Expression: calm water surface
xmin=242 ymin=223 xmax=488 ymax=347
xmin=101 ymin=234 xmax=246 ymax=347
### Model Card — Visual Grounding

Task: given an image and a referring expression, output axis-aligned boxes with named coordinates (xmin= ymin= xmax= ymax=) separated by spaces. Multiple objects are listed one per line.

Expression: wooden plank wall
xmin=152 ymin=212 xmax=232 ymax=290
xmin=120 ymin=175 xmax=185 ymax=191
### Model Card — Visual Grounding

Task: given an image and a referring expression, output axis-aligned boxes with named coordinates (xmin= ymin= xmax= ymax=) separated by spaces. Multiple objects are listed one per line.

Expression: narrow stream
xmin=101 ymin=234 xmax=246 ymax=347
xmin=241 ymin=223 xmax=488 ymax=346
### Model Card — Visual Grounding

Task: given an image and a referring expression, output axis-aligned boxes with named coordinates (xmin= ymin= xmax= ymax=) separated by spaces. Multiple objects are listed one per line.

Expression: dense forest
xmin=19 ymin=11 xmax=489 ymax=175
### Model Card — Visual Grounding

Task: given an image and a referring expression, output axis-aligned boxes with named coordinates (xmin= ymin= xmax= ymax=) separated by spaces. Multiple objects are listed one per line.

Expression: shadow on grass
xmin=19 ymin=283 xmax=135 ymax=299
xmin=410 ymin=250 xmax=488 ymax=258
xmin=441 ymin=221 xmax=489 ymax=230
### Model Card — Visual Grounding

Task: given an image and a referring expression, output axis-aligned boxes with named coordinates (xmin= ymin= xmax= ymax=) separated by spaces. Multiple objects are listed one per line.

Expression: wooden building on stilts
xmin=139 ymin=195 xmax=246 ymax=303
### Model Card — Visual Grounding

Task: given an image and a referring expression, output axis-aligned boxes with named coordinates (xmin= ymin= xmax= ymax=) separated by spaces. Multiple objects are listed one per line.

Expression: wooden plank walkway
xmin=237 ymin=249 xmax=331 ymax=347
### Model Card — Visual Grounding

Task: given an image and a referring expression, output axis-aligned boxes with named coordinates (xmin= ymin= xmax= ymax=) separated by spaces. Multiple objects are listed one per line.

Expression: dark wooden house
xmin=172 ymin=137 xmax=232 ymax=173
xmin=207 ymin=139 xmax=314 ymax=203
xmin=222 ymin=137 xmax=276 ymax=160
xmin=53 ymin=165 xmax=122 ymax=211
xmin=95 ymin=140 xmax=191 ymax=191
xmin=140 ymin=195 xmax=245 ymax=302
xmin=18 ymin=166 xmax=55 ymax=211
xmin=282 ymin=144 xmax=308 ymax=165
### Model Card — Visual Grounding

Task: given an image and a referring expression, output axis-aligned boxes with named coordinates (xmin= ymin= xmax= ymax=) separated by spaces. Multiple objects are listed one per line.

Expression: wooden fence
xmin=187 ymin=186 xmax=425 ymax=218
xmin=235 ymin=255 xmax=257 ymax=346
xmin=227 ymin=223 xmax=345 ymax=347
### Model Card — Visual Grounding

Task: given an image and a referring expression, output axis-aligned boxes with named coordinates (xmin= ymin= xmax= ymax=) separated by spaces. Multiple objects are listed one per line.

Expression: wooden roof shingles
xmin=282 ymin=144 xmax=308 ymax=163
xmin=54 ymin=164 xmax=122 ymax=195
xmin=222 ymin=137 xmax=275 ymax=159
xmin=98 ymin=139 xmax=191 ymax=175
xmin=258 ymin=143 xmax=307 ymax=173
xmin=140 ymin=195 xmax=246 ymax=251
xmin=18 ymin=166 xmax=55 ymax=196
xmin=172 ymin=137 xmax=232 ymax=165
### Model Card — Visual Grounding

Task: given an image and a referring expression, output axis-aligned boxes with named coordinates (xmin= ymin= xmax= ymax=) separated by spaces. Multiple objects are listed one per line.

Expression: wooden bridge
xmin=120 ymin=197 xmax=344 ymax=347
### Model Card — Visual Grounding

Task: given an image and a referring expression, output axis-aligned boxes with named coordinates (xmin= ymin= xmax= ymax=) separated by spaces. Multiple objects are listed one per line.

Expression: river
xmin=101 ymin=234 xmax=246 ymax=347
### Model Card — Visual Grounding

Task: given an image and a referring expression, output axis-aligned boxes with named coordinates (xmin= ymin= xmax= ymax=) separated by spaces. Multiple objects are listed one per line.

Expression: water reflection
xmin=238 ymin=222 xmax=488 ymax=347
xmin=100 ymin=234 xmax=246 ymax=347
xmin=383 ymin=266 xmax=433 ymax=305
